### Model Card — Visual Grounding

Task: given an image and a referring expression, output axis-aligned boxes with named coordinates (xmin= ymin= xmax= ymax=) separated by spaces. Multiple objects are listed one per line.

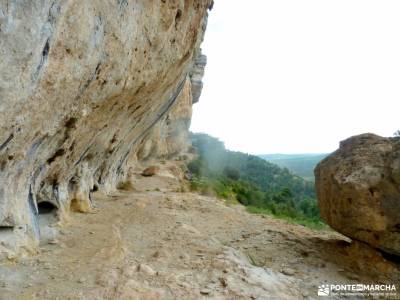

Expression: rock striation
xmin=0 ymin=0 xmax=211 ymax=258
xmin=315 ymin=134 xmax=400 ymax=255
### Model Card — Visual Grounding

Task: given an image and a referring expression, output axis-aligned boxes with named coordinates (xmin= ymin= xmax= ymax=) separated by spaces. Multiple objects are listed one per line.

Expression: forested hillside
xmin=188 ymin=133 xmax=323 ymax=227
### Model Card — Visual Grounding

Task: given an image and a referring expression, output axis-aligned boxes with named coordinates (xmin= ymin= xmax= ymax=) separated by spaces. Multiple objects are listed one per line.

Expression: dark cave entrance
xmin=381 ymin=251 xmax=400 ymax=265
xmin=37 ymin=201 xmax=58 ymax=215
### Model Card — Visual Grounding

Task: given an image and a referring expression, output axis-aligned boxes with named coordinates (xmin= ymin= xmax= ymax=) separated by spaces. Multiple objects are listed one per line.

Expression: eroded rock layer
xmin=315 ymin=134 xmax=400 ymax=255
xmin=0 ymin=0 xmax=211 ymax=257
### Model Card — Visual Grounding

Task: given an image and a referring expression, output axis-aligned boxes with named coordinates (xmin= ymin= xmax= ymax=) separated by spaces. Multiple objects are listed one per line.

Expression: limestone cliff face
xmin=190 ymin=53 xmax=207 ymax=104
xmin=315 ymin=134 xmax=400 ymax=256
xmin=0 ymin=0 xmax=211 ymax=258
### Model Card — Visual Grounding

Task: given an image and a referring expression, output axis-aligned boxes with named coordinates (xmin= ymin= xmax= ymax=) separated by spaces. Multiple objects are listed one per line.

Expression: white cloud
xmin=191 ymin=0 xmax=400 ymax=154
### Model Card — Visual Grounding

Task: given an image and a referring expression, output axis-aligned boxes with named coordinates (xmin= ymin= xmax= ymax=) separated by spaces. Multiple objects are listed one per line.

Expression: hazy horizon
xmin=190 ymin=0 xmax=400 ymax=154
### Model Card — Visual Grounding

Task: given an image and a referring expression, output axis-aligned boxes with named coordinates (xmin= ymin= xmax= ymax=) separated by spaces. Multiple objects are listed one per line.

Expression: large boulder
xmin=315 ymin=134 xmax=400 ymax=255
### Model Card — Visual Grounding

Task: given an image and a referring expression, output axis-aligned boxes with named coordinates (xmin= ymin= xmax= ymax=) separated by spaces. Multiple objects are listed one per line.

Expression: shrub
xmin=187 ymin=158 xmax=203 ymax=177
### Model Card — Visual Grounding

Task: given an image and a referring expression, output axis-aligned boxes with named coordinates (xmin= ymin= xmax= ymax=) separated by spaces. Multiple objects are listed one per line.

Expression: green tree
xmin=187 ymin=158 xmax=204 ymax=176
xmin=223 ymin=166 xmax=240 ymax=180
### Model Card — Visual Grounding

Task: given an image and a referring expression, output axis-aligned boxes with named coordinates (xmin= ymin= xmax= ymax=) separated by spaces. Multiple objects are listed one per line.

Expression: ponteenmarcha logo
xmin=317 ymin=284 xmax=397 ymax=297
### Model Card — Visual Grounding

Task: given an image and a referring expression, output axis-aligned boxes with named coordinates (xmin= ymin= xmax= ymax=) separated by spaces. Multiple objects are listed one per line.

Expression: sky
xmin=190 ymin=0 xmax=400 ymax=154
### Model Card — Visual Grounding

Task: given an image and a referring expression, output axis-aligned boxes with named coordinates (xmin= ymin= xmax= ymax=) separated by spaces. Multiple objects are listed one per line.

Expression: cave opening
xmin=381 ymin=251 xmax=400 ymax=265
xmin=37 ymin=201 xmax=58 ymax=215
xmin=0 ymin=225 xmax=14 ymax=232
xmin=91 ymin=184 xmax=99 ymax=192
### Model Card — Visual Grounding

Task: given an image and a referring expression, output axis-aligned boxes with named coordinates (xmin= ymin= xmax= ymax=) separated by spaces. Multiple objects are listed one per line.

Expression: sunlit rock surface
xmin=315 ymin=134 xmax=400 ymax=255
xmin=190 ymin=52 xmax=207 ymax=104
xmin=0 ymin=0 xmax=211 ymax=258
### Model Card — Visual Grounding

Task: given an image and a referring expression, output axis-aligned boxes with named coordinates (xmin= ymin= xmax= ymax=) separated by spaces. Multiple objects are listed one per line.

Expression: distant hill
xmin=259 ymin=153 xmax=329 ymax=181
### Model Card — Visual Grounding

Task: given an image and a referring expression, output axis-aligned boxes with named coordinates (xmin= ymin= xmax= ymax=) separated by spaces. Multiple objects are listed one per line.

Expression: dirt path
xmin=0 ymin=162 xmax=399 ymax=299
